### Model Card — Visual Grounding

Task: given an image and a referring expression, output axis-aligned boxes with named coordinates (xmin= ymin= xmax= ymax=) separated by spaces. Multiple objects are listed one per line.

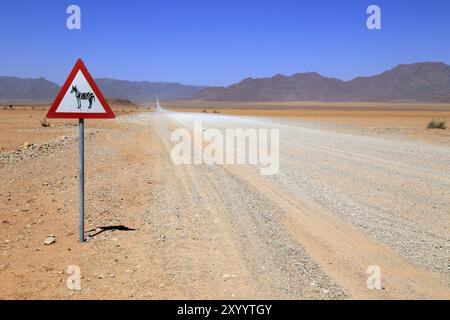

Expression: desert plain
xmin=0 ymin=101 xmax=449 ymax=299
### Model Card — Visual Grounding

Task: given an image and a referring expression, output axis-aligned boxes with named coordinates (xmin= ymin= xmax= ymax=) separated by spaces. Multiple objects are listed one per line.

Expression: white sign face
xmin=55 ymin=70 xmax=107 ymax=114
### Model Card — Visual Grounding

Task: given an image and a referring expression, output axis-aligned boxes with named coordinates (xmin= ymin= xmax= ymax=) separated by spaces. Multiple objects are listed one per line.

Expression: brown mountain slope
xmin=193 ymin=62 xmax=450 ymax=102
xmin=345 ymin=62 xmax=450 ymax=102
xmin=0 ymin=77 xmax=60 ymax=101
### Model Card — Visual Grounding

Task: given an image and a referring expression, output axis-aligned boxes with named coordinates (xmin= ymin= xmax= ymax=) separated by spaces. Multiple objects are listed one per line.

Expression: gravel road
xmin=125 ymin=111 xmax=450 ymax=299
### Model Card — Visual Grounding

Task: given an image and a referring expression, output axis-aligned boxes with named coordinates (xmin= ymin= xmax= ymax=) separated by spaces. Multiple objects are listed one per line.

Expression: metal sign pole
xmin=79 ymin=118 xmax=85 ymax=243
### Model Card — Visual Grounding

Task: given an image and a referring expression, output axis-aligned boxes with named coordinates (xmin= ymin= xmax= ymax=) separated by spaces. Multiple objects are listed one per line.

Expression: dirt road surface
xmin=1 ymin=109 xmax=449 ymax=299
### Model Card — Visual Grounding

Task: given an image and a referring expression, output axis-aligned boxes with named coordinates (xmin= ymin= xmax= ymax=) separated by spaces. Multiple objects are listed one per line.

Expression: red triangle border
xmin=46 ymin=59 xmax=115 ymax=119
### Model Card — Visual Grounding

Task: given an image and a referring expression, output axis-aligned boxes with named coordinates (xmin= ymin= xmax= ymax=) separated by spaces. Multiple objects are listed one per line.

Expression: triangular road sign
xmin=47 ymin=59 xmax=115 ymax=119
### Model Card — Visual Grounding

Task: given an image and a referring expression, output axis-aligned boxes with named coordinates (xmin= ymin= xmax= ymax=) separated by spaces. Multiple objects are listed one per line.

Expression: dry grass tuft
xmin=39 ymin=118 xmax=51 ymax=128
xmin=427 ymin=119 xmax=446 ymax=130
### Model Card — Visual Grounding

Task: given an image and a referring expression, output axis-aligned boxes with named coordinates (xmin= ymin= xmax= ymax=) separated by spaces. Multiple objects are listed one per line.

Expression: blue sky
xmin=0 ymin=0 xmax=449 ymax=86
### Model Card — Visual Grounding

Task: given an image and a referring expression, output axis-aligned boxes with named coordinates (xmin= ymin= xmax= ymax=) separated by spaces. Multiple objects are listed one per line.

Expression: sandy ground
xmin=166 ymin=101 xmax=450 ymax=145
xmin=0 ymin=105 xmax=449 ymax=299
xmin=0 ymin=108 xmax=142 ymax=152
xmin=164 ymin=100 xmax=450 ymax=111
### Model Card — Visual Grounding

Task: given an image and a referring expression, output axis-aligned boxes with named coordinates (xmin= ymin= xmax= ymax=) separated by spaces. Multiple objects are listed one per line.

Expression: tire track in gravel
xmin=144 ymin=113 xmax=346 ymax=299
xmin=143 ymin=116 xmax=258 ymax=299
xmin=276 ymin=142 xmax=450 ymax=277
xmin=225 ymin=165 xmax=450 ymax=299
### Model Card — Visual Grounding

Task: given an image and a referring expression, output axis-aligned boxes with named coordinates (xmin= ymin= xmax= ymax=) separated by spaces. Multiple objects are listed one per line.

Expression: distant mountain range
xmin=1 ymin=62 xmax=450 ymax=103
xmin=193 ymin=62 xmax=450 ymax=102
xmin=0 ymin=77 xmax=205 ymax=103
xmin=95 ymin=78 xmax=206 ymax=102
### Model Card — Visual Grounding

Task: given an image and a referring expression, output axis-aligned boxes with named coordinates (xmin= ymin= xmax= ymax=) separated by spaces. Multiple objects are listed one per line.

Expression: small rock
xmin=23 ymin=142 xmax=32 ymax=148
xmin=44 ymin=236 xmax=56 ymax=245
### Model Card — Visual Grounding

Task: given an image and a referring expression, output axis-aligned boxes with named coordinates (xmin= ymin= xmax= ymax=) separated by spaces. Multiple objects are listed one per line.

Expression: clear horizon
xmin=0 ymin=0 xmax=449 ymax=86
xmin=1 ymin=60 xmax=448 ymax=88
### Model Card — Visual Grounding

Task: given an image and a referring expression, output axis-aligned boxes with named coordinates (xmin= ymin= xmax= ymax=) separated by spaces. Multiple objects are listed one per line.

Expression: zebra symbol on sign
xmin=70 ymin=85 xmax=95 ymax=110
